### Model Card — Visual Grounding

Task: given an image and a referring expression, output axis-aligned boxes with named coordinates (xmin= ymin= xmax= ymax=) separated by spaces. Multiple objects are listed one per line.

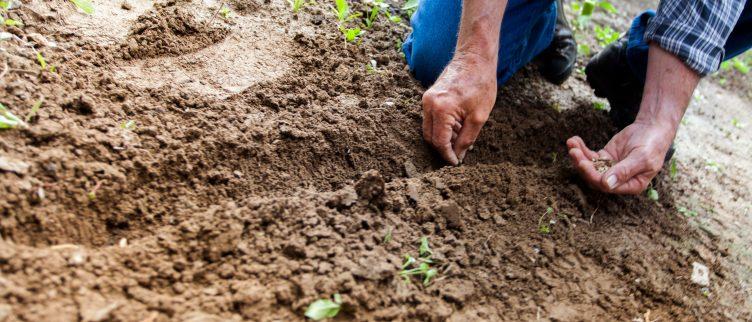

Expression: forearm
xmin=635 ymin=44 xmax=700 ymax=131
xmin=454 ymin=0 xmax=508 ymax=63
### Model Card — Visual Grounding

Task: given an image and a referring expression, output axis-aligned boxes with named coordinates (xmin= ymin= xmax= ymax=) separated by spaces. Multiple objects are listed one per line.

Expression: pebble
xmin=691 ymin=262 xmax=710 ymax=286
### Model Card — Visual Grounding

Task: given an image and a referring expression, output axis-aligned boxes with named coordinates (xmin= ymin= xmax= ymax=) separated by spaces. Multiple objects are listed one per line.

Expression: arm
xmin=421 ymin=0 xmax=508 ymax=165
xmin=567 ymin=44 xmax=699 ymax=193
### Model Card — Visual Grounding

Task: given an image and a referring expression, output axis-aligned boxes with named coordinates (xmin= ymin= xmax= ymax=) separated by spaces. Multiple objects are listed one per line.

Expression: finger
xmin=568 ymin=147 xmax=602 ymax=186
xmin=453 ymin=113 xmax=485 ymax=163
xmin=566 ymin=136 xmax=600 ymax=160
xmin=610 ymin=175 xmax=652 ymax=194
xmin=452 ymin=121 xmax=462 ymax=134
xmin=422 ymin=107 xmax=433 ymax=143
xmin=602 ymin=154 xmax=652 ymax=193
xmin=432 ymin=113 xmax=459 ymax=165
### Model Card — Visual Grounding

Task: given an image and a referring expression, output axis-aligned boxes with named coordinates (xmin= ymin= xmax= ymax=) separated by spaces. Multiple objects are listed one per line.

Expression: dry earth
xmin=0 ymin=0 xmax=749 ymax=321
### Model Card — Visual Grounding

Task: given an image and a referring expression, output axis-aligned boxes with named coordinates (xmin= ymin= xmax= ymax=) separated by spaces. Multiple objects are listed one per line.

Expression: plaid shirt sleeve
xmin=645 ymin=0 xmax=747 ymax=76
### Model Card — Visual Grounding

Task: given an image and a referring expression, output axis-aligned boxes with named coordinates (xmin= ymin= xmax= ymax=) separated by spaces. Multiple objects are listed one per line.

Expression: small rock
xmin=404 ymin=160 xmax=419 ymax=178
xmin=355 ymin=170 xmax=384 ymax=202
xmin=121 ymin=1 xmax=132 ymax=10
xmin=406 ymin=181 xmax=420 ymax=203
xmin=68 ymin=250 xmax=87 ymax=266
xmin=438 ymin=201 xmax=463 ymax=230
xmin=691 ymin=262 xmax=710 ymax=286
xmin=0 ymin=156 xmax=30 ymax=175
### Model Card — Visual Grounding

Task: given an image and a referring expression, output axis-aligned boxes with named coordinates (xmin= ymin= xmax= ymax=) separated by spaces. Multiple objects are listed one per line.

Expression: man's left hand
xmin=566 ymin=120 xmax=675 ymax=194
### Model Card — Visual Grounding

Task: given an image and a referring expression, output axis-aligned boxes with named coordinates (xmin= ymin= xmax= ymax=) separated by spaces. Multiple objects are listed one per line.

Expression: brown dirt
xmin=0 ymin=0 xmax=749 ymax=321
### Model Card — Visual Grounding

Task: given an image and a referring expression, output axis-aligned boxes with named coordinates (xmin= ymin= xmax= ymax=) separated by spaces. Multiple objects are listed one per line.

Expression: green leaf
xmin=593 ymin=101 xmax=607 ymax=110
xmin=0 ymin=103 xmax=25 ymax=129
xmin=669 ymin=159 xmax=678 ymax=180
xmin=580 ymin=1 xmax=595 ymax=17
xmin=304 ymin=296 xmax=342 ymax=321
xmin=4 ymin=18 xmax=21 ymax=26
xmin=333 ymin=0 xmax=349 ymax=21
xmin=401 ymin=0 xmax=418 ymax=11
xmin=597 ymin=1 xmax=617 ymax=14
xmin=418 ymin=236 xmax=432 ymax=257
xmin=70 ymin=0 xmax=94 ymax=15
xmin=646 ymin=188 xmax=659 ymax=201
xmin=26 ymin=99 xmax=43 ymax=122
xmin=423 ymin=268 xmax=437 ymax=286
xmin=36 ymin=52 xmax=47 ymax=70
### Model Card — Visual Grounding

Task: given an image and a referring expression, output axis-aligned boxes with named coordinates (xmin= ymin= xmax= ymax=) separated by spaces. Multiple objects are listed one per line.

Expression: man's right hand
xmin=422 ymin=54 xmax=498 ymax=165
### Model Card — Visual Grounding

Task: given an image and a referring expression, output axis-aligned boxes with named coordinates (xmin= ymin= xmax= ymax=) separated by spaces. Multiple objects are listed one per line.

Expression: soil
xmin=0 ymin=0 xmax=750 ymax=321
xmin=592 ymin=158 xmax=613 ymax=174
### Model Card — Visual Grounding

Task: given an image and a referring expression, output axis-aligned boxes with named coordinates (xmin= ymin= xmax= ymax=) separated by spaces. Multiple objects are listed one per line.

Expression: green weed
xmin=219 ymin=5 xmax=232 ymax=20
xmin=646 ymin=187 xmax=659 ymax=202
xmin=305 ymin=294 xmax=342 ymax=321
xmin=732 ymin=118 xmax=746 ymax=129
xmin=0 ymin=103 xmax=27 ymax=129
xmin=593 ymin=101 xmax=607 ymax=110
xmin=333 ymin=0 xmax=360 ymax=22
xmin=401 ymin=0 xmax=418 ymax=17
xmin=400 ymin=237 xmax=439 ymax=286
xmin=26 ymin=99 xmax=42 ymax=122
xmin=70 ymin=0 xmax=94 ymax=15
xmin=678 ymin=206 xmax=698 ymax=218
xmin=382 ymin=226 xmax=392 ymax=244
xmin=289 ymin=0 xmax=306 ymax=13
xmin=339 ymin=26 xmax=363 ymax=42
xmin=669 ymin=159 xmax=678 ymax=180
xmin=538 ymin=207 xmax=554 ymax=234
xmin=594 ymin=25 xmax=619 ymax=47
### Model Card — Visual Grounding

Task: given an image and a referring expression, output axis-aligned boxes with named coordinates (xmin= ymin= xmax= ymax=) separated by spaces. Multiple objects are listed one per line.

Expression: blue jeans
xmin=403 ymin=0 xmax=752 ymax=87
xmin=627 ymin=1 xmax=752 ymax=82
xmin=402 ymin=0 xmax=558 ymax=87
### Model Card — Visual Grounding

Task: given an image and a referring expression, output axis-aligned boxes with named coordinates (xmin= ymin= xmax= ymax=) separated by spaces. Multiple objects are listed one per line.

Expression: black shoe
xmin=585 ymin=37 xmax=675 ymax=162
xmin=538 ymin=0 xmax=578 ymax=85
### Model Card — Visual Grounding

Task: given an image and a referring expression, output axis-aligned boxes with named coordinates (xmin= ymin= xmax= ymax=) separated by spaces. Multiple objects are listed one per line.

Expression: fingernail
xmin=458 ymin=151 xmax=466 ymax=164
xmin=606 ymin=175 xmax=618 ymax=189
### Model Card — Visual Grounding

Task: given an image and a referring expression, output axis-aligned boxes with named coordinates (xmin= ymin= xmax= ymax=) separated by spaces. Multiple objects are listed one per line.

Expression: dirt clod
xmin=438 ymin=200 xmax=464 ymax=230
xmin=355 ymin=170 xmax=385 ymax=202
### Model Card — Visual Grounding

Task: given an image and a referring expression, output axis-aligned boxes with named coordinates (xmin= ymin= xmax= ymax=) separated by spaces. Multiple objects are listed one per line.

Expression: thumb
xmin=453 ymin=113 xmax=485 ymax=163
xmin=601 ymin=154 xmax=645 ymax=192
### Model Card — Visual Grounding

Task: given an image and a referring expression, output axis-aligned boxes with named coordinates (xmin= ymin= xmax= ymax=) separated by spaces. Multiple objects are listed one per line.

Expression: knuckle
xmin=466 ymin=113 xmax=487 ymax=125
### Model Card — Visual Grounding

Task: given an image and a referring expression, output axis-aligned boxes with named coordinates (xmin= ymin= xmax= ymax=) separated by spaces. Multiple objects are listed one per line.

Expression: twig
xmin=589 ymin=206 xmax=599 ymax=225
xmin=206 ymin=2 xmax=225 ymax=27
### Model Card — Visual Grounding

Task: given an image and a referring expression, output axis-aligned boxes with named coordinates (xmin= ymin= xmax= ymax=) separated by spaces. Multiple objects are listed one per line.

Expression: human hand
xmin=566 ymin=120 xmax=676 ymax=194
xmin=422 ymin=54 xmax=497 ymax=165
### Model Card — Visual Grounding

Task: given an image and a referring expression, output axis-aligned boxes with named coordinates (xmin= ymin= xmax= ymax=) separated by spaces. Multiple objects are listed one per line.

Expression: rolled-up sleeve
xmin=645 ymin=0 xmax=747 ymax=76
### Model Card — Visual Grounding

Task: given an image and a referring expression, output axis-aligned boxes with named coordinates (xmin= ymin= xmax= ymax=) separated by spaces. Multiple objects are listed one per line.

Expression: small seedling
xmin=70 ymin=0 xmax=94 ymax=14
xmin=401 ymin=254 xmax=416 ymax=269
xmin=538 ymin=207 xmax=554 ymax=234
xmin=87 ymin=181 xmax=102 ymax=201
xmin=365 ymin=59 xmax=377 ymax=73
xmin=705 ymin=160 xmax=721 ymax=172
xmin=385 ymin=12 xmax=401 ymax=24
xmin=593 ymin=101 xmax=607 ymax=111
xmin=333 ymin=0 xmax=360 ymax=22
xmin=731 ymin=118 xmax=746 ymax=129
xmin=400 ymin=262 xmax=438 ymax=286
xmin=669 ymin=159 xmax=678 ymax=180
xmin=577 ymin=43 xmax=591 ymax=56
xmin=646 ymin=187 xmax=659 ymax=202
xmin=382 ymin=226 xmax=392 ymax=244
xmin=26 ymin=99 xmax=43 ymax=122
xmin=289 ymin=0 xmax=306 ymax=13
xmin=401 ymin=0 xmax=417 ymax=16
xmin=678 ymin=206 xmax=698 ymax=218
xmin=732 ymin=57 xmax=750 ymax=74
xmin=418 ymin=236 xmax=432 ymax=257
xmin=121 ymin=120 xmax=136 ymax=130
xmin=3 ymin=18 xmax=21 ymax=26
xmin=594 ymin=25 xmax=619 ymax=47
xmin=304 ymin=294 xmax=342 ymax=321
xmin=339 ymin=26 xmax=363 ymax=42
xmin=0 ymin=103 xmax=27 ymax=129
xmin=218 ymin=4 xmax=233 ymax=20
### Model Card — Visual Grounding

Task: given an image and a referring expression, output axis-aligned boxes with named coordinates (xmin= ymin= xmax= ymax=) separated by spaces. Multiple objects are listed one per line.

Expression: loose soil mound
xmin=0 ymin=0 xmax=749 ymax=321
